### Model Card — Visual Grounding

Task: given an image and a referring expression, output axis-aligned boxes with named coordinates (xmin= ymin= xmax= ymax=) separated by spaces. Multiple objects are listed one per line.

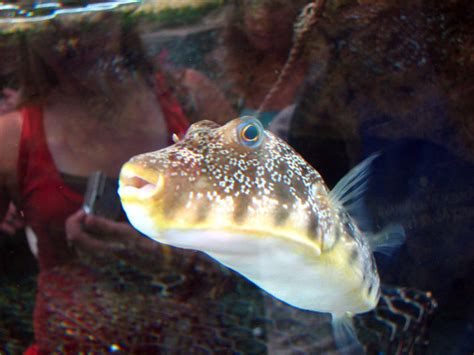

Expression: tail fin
xmin=332 ymin=313 xmax=365 ymax=354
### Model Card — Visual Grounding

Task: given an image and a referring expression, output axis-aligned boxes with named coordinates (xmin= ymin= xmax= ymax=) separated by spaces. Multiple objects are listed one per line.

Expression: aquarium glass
xmin=0 ymin=0 xmax=473 ymax=354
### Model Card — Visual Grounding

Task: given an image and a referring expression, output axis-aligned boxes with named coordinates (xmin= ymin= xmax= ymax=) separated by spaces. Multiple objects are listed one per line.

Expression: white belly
xmin=160 ymin=230 xmax=367 ymax=315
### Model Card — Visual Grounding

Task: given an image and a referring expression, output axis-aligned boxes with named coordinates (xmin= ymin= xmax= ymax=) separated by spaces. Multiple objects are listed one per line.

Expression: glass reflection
xmin=0 ymin=0 xmax=472 ymax=353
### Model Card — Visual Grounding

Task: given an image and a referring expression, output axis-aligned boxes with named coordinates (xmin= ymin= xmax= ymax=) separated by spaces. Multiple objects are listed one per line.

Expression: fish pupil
xmin=242 ymin=124 xmax=259 ymax=142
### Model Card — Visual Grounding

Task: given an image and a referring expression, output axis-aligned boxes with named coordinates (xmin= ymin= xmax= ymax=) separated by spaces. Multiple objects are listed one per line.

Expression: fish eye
xmin=242 ymin=124 xmax=259 ymax=142
xmin=237 ymin=117 xmax=264 ymax=148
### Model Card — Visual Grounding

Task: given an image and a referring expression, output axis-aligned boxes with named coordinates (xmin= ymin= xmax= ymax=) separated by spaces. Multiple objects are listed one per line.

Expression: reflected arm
xmin=181 ymin=69 xmax=236 ymax=124
xmin=0 ymin=111 xmax=22 ymax=230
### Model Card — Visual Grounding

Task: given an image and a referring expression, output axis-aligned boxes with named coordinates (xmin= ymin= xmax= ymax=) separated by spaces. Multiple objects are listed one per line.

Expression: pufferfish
xmin=118 ymin=116 xmax=404 ymax=349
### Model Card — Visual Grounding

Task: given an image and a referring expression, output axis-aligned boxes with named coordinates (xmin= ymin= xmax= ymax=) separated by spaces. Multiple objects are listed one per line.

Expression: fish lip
xmin=118 ymin=165 xmax=163 ymax=201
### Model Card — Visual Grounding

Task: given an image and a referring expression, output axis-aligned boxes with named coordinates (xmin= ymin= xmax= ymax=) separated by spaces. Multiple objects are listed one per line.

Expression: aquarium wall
xmin=0 ymin=0 xmax=473 ymax=354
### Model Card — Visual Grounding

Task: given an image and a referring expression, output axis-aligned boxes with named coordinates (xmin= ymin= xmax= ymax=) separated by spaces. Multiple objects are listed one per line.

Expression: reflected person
xmin=214 ymin=0 xmax=319 ymax=138
xmin=0 ymin=12 xmax=232 ymax=353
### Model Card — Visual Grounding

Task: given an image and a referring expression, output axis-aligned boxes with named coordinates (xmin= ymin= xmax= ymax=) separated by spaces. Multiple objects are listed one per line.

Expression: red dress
xmin=19 ymin=74 xmax=189 ymax=354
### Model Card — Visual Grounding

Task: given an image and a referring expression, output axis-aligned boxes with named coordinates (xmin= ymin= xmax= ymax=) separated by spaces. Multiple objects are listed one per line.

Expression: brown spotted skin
xmin=121 ymin=118 xmax=334 ymax=247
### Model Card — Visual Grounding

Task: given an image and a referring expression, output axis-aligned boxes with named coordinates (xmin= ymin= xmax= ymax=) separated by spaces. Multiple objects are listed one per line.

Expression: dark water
xmin=1 ymin=1 xmax=473 ymax=354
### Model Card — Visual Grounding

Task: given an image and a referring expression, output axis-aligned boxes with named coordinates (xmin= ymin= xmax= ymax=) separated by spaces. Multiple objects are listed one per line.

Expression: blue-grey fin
xmin=329 ymin=153 xmax=379 ymax=214
xmin=368 ymin=224 xmax=406 ymax=255
xmin=328 ymin=153 xmax=379 ymax=232
xmin=332 ymin=313 xmax=364 ymax=354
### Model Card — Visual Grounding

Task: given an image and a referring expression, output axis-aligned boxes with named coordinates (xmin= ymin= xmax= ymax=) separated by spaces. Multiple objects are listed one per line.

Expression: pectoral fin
xmin=368 ymin=224 xmax=406 ymax=255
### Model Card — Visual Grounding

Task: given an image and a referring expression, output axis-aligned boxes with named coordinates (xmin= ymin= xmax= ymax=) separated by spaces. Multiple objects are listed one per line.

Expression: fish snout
xmin=118 ymin=164 xmax=164 ymax=201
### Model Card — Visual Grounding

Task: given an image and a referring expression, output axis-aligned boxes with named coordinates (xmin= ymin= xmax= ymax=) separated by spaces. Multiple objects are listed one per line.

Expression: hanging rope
xmin=256 ymin=0 xmax=326 ymax=115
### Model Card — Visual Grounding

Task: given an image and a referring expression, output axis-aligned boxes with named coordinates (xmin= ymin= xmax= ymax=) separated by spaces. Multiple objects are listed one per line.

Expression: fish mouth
xmin=118 ymin=164 xmax=164 ymax=201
